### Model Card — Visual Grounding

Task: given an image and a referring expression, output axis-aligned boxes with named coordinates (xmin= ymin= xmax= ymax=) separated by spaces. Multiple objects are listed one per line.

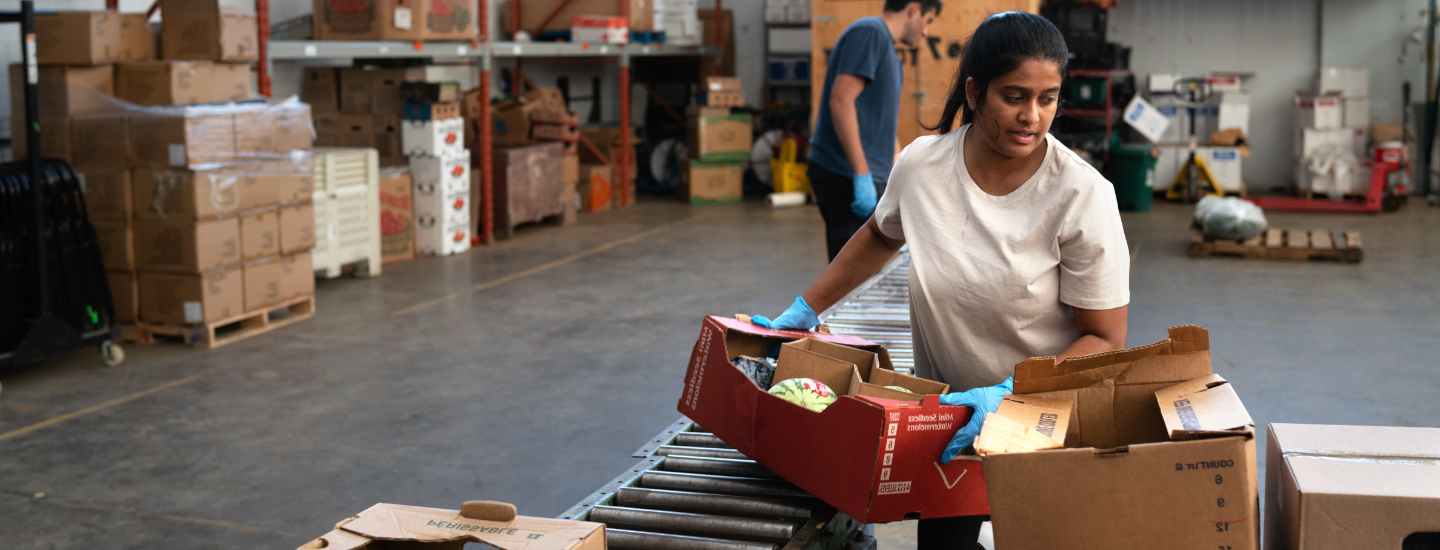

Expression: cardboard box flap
xmin=976 ymin=394 xmax=1072 ymax=455
xmin=332 ymin=502 xmax=604 ymax=550
xmin=781 ymin=338 xmax=879 ymax=378
xmin=708 ymin=315 xmax=877 ymax=351
xmin=300 ymin=525 xmax=371 ymax=550
xmin=1014 ymin=326 xmax=1211 ymax=394
xmin=1156 ymin=374 xmax=1254 ymax=440
xmin=1272 ymin=424 xmax=1440 ymax=499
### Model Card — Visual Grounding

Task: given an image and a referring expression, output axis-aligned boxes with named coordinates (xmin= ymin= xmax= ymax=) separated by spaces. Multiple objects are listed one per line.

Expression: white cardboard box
xmin=409 ymin=150 xmax=470 ymax=194
xmin=1121 ymin=95 xmax=1171 ymax=144
xmin=1296 ymin=127 xmax=1353 ymax=160
xmin=1318 ymin=67 xmax=1368 ymax=97
xmin=1148 ymin=73 xmax=1178 ymax=94
xmin=1216 ymin=93 xmax=1250 ymax=136
xmin=1294 ymin=93 xmax=1343 ymax=131
xmin=402 ymin=118 xmax=464 ymax=158
xmin=767 ymin=27 xmax=811 ymax=54
xmin=1343 ymin=96 xmax=1369 ymax=128
xmin=1198 ymin=146 xmax=1243 ymax=192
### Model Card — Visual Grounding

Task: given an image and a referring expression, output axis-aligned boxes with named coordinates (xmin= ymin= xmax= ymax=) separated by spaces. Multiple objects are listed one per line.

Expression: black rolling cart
xmin=0 ymin=1 xmax=124 ymax=380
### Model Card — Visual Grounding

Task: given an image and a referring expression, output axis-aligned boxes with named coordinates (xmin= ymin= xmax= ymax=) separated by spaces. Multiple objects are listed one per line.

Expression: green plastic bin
xmin=1111 ymin=144 xmax=1157 ymax=212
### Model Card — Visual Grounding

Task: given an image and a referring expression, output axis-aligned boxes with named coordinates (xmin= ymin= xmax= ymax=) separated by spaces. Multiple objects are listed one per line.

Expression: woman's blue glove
xmin=750 ymin=296 xmax=820 ymax=331
xmin=938 ymin=377 xmax=1014 ymax=463
xmin=851 ymin=173 xmax=877 ymax=217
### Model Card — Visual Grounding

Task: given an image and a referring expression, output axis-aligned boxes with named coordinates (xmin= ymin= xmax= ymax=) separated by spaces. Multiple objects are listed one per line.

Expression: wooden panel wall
xmin=811 ymin=0 xmax=1040 ymax=148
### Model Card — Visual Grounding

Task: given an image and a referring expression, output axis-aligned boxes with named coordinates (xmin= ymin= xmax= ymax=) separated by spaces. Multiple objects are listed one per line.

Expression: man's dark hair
xmin=884 ymin=0 xmax=943 ymax=17
xmin=927 ymin=11 xmax=1068 ymax=133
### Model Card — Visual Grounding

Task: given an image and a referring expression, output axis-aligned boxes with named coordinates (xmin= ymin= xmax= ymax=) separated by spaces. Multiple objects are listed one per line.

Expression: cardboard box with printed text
xmin=298 ymin=500 xmax=605 ymax=550
xmin=159 ymin=0 xmax=258 ymax=61
xmin=138 ymin=267 xmax=243 ymax=325
xmin=35 ymin=11 xmax=121 ymax=65
xmin=132 ymin=217 xmax=241 ymax=273
xmin=678 ymin=316 xmax=976 ymax=524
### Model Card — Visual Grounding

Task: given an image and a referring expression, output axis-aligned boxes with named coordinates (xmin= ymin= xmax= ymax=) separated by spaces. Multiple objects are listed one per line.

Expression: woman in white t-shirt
xmin=750 ymin=11 xmax=1130 ymax=549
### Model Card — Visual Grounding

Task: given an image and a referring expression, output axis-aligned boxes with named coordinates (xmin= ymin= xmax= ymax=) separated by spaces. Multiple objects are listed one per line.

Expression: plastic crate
xmin=312 ymin=148 xmax=382 ymax=278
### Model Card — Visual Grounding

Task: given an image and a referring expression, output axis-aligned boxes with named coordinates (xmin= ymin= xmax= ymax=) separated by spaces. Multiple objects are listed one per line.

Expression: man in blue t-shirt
xmin=808 ymin=0 xmax=940 ymax=261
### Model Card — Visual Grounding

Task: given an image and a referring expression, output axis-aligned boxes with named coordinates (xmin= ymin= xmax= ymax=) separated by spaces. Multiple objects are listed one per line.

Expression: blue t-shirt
xmin=809 ymin=17 xmax=901 ymax=182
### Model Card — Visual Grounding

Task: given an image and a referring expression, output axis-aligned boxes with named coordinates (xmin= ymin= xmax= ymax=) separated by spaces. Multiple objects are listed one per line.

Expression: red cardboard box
xmin=678 ymin=316 xmax=986 ymax=523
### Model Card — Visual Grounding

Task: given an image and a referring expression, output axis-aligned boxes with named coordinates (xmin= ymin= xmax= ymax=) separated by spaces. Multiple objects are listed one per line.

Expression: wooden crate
xmin=1187 ymin=228 xmax=1364 ymax=263
xmin=122 ymin=295 xmax=316 ymax=349
xmin=493 ymin=142 xmax=572 ymax=239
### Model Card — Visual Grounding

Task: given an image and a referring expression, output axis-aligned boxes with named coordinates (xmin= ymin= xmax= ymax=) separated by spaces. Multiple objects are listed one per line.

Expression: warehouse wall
xmin=1107 ymin=0 xmax=1320 ymax=191
xmin=1319 ymin=0 xmax=1429 ymax=125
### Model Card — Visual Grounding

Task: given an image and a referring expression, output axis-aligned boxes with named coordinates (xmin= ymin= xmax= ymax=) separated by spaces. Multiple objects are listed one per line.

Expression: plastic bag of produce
xmin=1194 ymin=195 xmax=1267 ymax=241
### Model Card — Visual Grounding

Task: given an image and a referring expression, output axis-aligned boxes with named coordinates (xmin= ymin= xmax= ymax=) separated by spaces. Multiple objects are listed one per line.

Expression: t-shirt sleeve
xmin=872 ymin=138 xmax=917 ymax=241
xmin=1057 ymin=175 xmax=1131 ymax=310
xmin=831 ymin=24 xmax=888 ymax=82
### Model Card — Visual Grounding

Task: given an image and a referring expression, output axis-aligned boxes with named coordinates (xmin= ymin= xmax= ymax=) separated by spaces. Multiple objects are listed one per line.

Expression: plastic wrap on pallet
xmin=123 ymin=96 xmax=316 ymax=170
xmin=1193 ymin=196 xmax=1268 ymax=241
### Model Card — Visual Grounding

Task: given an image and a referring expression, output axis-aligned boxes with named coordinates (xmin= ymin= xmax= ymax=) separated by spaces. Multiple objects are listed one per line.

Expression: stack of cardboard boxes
xmin=486 ymin=88 xmax=584 ymax=226
xmin=88 ymin=102 xmax=316 ymax=328
xmin=378 ymin=167 xmax=416 ymax=264
xmin=578 ymin=124 xmax=641 ymax=211
xmin=503 ymin=0 xmax=654 ymax=38
xmin=404 ymin=88 xmax=471 ymax=256
xmin=683 ymin=80 xmax=752 ymax=204
xmin=306 ymin=67 xmax=424 ymax=167
xmin=314 ymin=0 xmax=479 ymax=41
xmin=1294 ymin=67 xmax=1372 ymax=197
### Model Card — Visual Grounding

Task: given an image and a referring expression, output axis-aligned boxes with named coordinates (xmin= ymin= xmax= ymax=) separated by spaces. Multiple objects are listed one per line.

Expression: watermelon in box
xmin=678 ymin=316 xmax=990 ymax=523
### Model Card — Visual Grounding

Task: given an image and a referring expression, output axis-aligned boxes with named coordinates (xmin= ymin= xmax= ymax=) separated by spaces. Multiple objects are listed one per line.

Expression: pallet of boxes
xmin=683 ymin=76 xmax=751 ymax=204
xmin=488 ymin=88 xmax=576 ymax=238
xmin=404 ymin=83 xmax=472 ymax=255
xmin=1294 ymin=67 xmax=1374 ymax=198
xmin=306 ymin=65 xmax=424 ymax=167
xmin=24 ymin=4 xmax=320 ymax=349
xmin=577 ymin=124 xmax=641 ymax=212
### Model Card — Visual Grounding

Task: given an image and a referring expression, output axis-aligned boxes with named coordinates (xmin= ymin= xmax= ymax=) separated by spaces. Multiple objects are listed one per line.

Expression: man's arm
xmin=1055 ymin=305 xmax=1128 ymax=362
xmin=829 ymin=74 xmax=870 ymax=176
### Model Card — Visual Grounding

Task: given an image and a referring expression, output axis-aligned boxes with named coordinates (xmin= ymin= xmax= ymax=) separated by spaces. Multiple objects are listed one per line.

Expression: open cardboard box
xmin=679 ymin=316 xmax=987 ymax=524
xmin=979 ymin=326 xmax=1261 ymax=550
xmin=298 ymin=501 xmax=604 ymax=550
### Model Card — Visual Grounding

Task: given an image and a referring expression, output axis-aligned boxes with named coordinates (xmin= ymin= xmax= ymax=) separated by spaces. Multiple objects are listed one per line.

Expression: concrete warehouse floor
xmin=1 ymin=198 xmax=1437 ymax=548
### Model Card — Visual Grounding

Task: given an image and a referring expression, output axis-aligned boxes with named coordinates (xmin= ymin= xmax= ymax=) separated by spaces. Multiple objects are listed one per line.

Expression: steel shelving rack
xmin=257 ymin=1 xmax=720 ymax=245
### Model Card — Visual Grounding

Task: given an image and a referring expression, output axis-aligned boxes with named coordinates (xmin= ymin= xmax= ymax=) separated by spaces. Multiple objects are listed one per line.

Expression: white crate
xmin=312 ymin=148 xmax=382 ymax=278
xmin=410 ymin=151 xmax=469 ymax=194
xmin=415 ymin=210 xmax=472 ymax=256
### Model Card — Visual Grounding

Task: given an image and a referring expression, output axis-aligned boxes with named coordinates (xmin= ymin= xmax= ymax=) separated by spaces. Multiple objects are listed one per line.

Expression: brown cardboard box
xmin=563 ymin=151 xmax=579 ymax=185
xmin=298 ymin=501 xmax=605 ymax=550
xmin=577 ymin=164 xmax=612 ymax=212
xmin=268 ymin=161 xmax=316 ymax=204
xmin=688 ymin=114 xmax=752 ymax=161
xmin=373 ymin=114 xmax=405 ymax=163
xmin=505 ymin=0 xmax=652 ymax=32
xmin=208 ymin=62 xmax=255 ymax=101
xmin=371 ymin=68 xmax=424 ymax=115
xmin=314 ymin=111 xmax=343 ymax=136
xmin=35 ymin=11 xmax=121 ymax=65
xmin=132 ymin=167 xmax=241 ymax=220
xmin=237 ymin=173 xmax=281 ymax=211
xmin=234 ymin=103 xmax=314 ymax=156
xmin=338 ymin=68 xmax=372 ymax=113
xmin=704 ymin=76 xmax=742 ymax=93
xmin=314 ymin=0 xmax=479 ymax=41
xmin=159 ymin=0 xmax=257 ymax=61
xmin=107 ymin=270 xmax=139 ymax=323
xmin=7 ymin=64 xmax=114 ymax=120
xmin=241 ymin=256 xmax=284 ymax=312
xmin=304 ymin=67 xmax=340 ymax=112
xmin=138 ymin=267 xmax=243 ymax=324
xmin=981 ymin=327 xmax=1260 ymax=550
xmin=11 ymin=113 xmax=72 ymax=162
xmin=279 ymin=251 xmax=315 ymax=300
xmin=1371 ymin=122 xmax=1406 ymax=143
xmin=378 ymin=168 xmax=415 ymax=264
xmin=240 ymin=207 xmax=280 ymax=261
xmin=132 ymin=217 xmax=242 ymax=273
xmin=69 ymin=114 xmax=131 ymax=168
xmin=338 ymin=114 xmax=375 ymax=148
xmin=92 ymin=219 xmax=135 ymax=271
xmin=1265 ymin=423 xmax=1440 ymax=550
xmin=118 ymin=13 xmax=157 ymax=61
xmin=128 ymin=109 xmax=236 ymax=167
xmin=491 ymin=103 xmax=532 ymax=144
xmin=79 ymin=168 xmax=133 ymax=220
xmin=279 ymin=201 xmax=317 ymax=254
xmin=683 ymin=160 xmax=742 ymax=204
xmin=114 ymin=61 xmax=253 ymax=106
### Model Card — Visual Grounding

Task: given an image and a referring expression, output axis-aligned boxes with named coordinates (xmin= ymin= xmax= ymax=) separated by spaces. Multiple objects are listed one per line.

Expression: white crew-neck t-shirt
xmin=872 ymin=124 xmax=1130 ymax=392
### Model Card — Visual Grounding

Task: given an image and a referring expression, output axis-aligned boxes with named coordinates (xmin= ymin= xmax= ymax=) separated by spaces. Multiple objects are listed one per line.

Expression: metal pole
xmin=615 ymin=488 xmax=814 ymax=521
xmin=20 ymin=1 xmax=45 ymax=313
xmin=606 ymin=528 xmax=778 ymax=550
xmin=481 ymin=52 xmax=495 ymax=245
xmin=256 ymin=0 xmax=270 ymax=97
xmin=619 ymin=52 xmax=631 ymax=205
xmin=589 ymin=506 xmax=797 ymax=545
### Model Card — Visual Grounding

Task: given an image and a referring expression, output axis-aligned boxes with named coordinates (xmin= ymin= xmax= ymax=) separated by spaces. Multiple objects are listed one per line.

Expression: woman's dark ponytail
xmin=926 ymin=11 xmax=1068 ymax=134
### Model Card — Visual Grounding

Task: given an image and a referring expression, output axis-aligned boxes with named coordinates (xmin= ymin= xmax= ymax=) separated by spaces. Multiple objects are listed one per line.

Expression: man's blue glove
xmin=750 ymin=296 xmax=820 ymax=331
xmin=851 ymin=173 xmax=877 ymax=218
xmin=938 ymin=377 xmax=1014 ymax=463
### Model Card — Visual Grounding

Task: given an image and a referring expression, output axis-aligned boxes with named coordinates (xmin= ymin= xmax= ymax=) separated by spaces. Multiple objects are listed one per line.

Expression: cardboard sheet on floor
xmin=298 ymin=501 xmax=605 ymax=550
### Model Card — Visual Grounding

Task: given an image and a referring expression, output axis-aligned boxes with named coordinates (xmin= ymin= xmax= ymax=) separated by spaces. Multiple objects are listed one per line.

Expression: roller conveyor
xmin=562 ymin=254 xmax=918 ymax=549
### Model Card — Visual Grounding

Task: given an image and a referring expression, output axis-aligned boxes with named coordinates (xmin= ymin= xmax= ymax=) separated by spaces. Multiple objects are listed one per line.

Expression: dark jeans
xmin=917 ymin=514 xmax=990 ymax=550
xmin=807 ymin=163 xmax=887 ymax=262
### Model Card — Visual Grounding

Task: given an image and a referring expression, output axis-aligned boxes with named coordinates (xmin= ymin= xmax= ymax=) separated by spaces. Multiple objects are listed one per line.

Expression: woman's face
xmin=967 ymin=59 xmax=1063 ymax=160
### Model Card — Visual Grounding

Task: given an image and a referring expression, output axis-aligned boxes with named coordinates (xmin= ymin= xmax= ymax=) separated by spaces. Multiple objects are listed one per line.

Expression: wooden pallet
xmin=122 ymin=295 xmax=316 ymax=349
xmin=1187 ymin=228 xmax=1363 ymax=263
